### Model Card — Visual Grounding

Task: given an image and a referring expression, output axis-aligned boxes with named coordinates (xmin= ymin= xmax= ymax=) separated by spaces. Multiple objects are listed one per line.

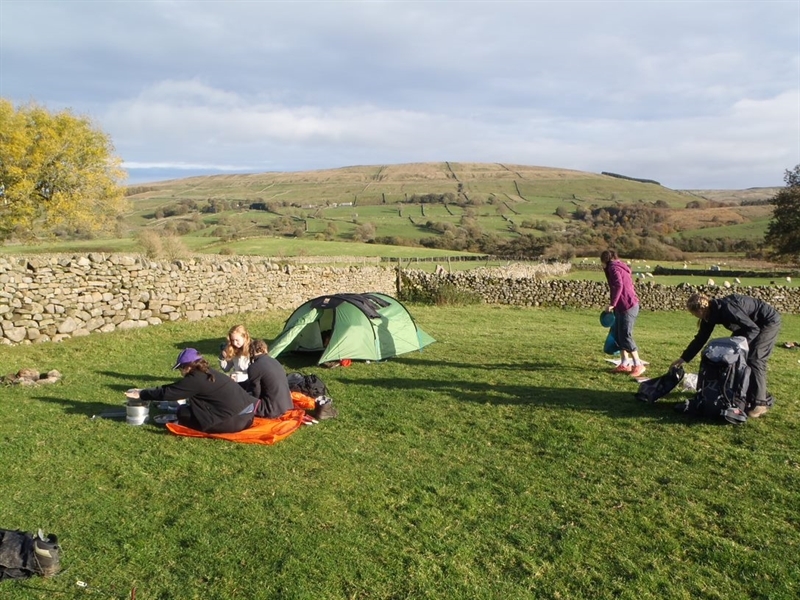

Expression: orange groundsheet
xmin=165 ymin=392 xmax=316 ymax=445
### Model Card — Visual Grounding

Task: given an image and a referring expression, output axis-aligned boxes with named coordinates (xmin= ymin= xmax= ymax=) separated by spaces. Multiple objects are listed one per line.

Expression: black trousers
xmin=177 ymin=405 xmax=254 ymax=434
xmin=747 ymin=317 xmax=781 ymax=406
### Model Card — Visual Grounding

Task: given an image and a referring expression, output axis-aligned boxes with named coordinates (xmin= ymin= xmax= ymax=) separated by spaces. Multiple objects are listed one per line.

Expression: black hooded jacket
xmin=681 ymin=294 xmax=780 ymax=362
xmin=247 ymin=354 xmax=293 ymax=418
xmin=140 ymin=368 xmax=254 ymax=432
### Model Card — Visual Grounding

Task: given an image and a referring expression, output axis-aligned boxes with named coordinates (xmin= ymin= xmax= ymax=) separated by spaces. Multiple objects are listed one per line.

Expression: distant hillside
xmin=115 ymin=162 xmax=781 ymax=261
xmin=126 ymin=162 xmax=778 ymax=206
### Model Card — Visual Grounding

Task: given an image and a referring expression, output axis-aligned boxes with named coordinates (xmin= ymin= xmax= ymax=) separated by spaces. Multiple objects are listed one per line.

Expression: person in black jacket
xmin=126 ymin=348 xmax=256 ymax=433
xmin=671 ymin=293 xmax=781 ymax=418
xmin=247 ymin=339 xmax=293 ymax=418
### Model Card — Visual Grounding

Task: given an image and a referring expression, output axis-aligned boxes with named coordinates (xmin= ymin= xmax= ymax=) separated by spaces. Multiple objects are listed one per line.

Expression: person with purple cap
xmin=125 ymin=347 xmax=256 ymax=433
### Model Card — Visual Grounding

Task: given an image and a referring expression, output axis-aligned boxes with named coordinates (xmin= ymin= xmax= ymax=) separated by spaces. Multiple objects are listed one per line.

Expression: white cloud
xmin=2 ymin=0 xmax=797 ymax=188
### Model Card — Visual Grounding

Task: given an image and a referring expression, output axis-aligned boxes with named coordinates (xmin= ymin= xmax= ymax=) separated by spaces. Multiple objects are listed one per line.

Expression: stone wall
xmin=3 ymin=254 xmax=799 ymax=346
xmin=399 ymin=270 xmax=800 ymax=313
xmin=0 ymin=254 xmax=396 ymax=345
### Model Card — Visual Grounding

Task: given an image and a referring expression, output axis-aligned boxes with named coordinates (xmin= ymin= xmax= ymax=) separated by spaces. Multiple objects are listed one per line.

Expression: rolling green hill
xmin=3 ymin=163 xmax=780 ymax=259
xmin=127 ymin=162 xmax=715 ymax=208
xmin=119 ymin=162 xmax=779 ymax=258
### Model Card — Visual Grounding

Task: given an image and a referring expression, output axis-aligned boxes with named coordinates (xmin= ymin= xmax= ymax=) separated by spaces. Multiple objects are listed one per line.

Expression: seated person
xmin=247 ymin=339 xmax=293 ymax=418
xmin=126 ymin=348 xmax=255 ymax=433
xmin=219 ymin=324 xmax=252 ymax=384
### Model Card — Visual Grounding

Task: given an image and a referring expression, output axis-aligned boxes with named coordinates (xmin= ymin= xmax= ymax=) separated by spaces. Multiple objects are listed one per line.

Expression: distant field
xmin=0 ymin=236 xmax=476 ymax=260
xmin=677 ymin=215 xmax=771 ymax=240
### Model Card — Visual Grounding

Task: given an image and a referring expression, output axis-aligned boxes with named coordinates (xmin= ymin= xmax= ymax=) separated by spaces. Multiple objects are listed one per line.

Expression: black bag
xmin=286 ymin=373 xmax=328 ymax=399
xmin=0 ymin=529 xmax=60 ymax=580
xmin=679 ymin=337 xmax=751 ymax=424
xmin=635 ymin=366 xmax=684 ymax=403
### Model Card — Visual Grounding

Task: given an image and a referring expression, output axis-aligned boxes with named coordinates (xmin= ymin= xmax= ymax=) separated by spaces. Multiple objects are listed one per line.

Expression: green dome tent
xmin=269 ymin=293 xmax=435 ymax=364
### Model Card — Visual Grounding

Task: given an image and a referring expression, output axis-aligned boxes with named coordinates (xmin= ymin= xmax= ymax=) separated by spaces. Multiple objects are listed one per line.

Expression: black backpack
xmin=679 ymin=337 xmax=751 ymax=424
xmin=286 ymin=373 xmax=328 ymax=399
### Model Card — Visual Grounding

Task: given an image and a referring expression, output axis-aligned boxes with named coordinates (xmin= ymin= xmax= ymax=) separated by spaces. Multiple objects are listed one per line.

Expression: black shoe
xmin=32 ymin=530 xmax=60 ymax=578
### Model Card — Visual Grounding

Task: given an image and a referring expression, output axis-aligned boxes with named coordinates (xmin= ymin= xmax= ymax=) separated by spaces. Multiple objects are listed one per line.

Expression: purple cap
xmin=173 ymin=348 xmax=203 ymax=369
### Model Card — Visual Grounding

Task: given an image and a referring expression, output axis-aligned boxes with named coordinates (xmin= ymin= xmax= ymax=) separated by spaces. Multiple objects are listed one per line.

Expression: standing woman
xmin=670 ymin=293 xmax=781 ymax=418
xmin=219 ymin=324 xmax=252 ymax=384
xmin=601 ymin=250 xmax=646 ymax=377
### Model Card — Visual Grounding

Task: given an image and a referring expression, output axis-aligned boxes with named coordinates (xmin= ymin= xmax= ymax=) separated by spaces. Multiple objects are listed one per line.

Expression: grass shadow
xmin=389 ymin=356 xmax=561 ymax=371
xmin=171 ymin=337 xmax=225 ymax=358
xmin=34 ymin=394 xmax=124 ymax=417
xmin=33 ymin=395 xmax=175 ymax=434
xmin=335 ymin=374 xmax=701 ymax=422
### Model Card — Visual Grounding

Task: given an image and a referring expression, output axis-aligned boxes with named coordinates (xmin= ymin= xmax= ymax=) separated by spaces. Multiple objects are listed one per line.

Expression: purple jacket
xmin=604 ymin=260 xmax=639 ymax=311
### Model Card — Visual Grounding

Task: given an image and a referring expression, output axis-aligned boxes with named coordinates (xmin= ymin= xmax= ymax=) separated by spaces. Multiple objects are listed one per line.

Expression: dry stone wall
xmin=3 ymin=255 xmax=799 ymax=346
xmin=400 ymin=270 xmax=800 ymax=313
xmin=0 ymin=254 xmax=396 ymax=345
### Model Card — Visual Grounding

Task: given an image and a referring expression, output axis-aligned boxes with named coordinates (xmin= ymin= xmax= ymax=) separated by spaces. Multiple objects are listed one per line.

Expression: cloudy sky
xmin=1 ymin=0 xmax=798 ymax=189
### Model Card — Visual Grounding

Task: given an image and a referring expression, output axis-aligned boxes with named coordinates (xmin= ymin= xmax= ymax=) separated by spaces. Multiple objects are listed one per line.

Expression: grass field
xmin=1 ymin=305 xmax=799 ymax=599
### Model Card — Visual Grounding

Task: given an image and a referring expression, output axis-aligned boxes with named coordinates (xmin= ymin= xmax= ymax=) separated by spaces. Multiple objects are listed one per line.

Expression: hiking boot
xmin=313 ymin=397 xmax=338 ymax=420
xmin=747 ymin=404 xmax=770 ymax=419
xmin=33 ymin=531 xmax=61 ymax=577
xmin=612 ymin=363 xmax=633 ymax=373
xmin=629 ymin=364 xmax=646 ymax=378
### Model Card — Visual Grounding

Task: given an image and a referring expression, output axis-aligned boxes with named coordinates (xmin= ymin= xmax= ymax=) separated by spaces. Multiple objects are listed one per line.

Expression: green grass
xmin=1 ymin=305 xmax=799 ymax=599
xmin=0 ymin=235 xmax=476 ymax=260
xmin=677 ymin=217 xmax=771 ymax=241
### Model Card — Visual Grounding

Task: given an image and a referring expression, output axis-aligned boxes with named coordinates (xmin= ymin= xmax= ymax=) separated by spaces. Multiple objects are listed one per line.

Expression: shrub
xmin=137 ymin=230 xmax=163 ymax=258
xmin=161 ymin=235 xmax=190 ymax=260
xmin=401 ymin=281 xmax=483 ymax=306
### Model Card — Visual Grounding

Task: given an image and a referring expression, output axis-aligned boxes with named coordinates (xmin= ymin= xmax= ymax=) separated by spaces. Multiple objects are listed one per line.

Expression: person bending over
xmin=247 ymin=339 xmax=293 ymax=419
xmin=671 ymin=293 xmax=781 ymax=418
xmin=127 ymin=348 xmax=256 ymax=433
xmin=601 ymin=249 xmax=646 ymax=377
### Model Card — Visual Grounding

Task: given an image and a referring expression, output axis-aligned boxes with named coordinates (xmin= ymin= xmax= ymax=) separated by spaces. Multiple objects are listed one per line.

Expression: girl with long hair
xmin=219 ymin=324 xmax=252 ymax=383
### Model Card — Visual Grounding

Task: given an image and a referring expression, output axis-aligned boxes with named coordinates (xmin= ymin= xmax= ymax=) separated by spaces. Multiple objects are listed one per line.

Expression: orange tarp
xmin=165 ymin=392 xmax=317 ymax=445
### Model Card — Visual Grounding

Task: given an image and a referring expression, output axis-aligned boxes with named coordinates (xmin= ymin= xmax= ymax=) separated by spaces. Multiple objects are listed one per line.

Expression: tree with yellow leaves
xmin=0 ymin=99 xmax=128 ymax=240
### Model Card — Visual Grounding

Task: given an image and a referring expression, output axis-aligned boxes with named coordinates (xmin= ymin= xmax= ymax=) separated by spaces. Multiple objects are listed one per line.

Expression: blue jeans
xmin=614 ymin=304 xmax=639 ymax=353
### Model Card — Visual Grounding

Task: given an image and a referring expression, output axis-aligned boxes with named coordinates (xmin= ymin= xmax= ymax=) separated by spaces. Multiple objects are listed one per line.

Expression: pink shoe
xmin=612 ymin=363 xmax=633 ymax=373
xmin=630 ymin=364 xmax=647 ymax=377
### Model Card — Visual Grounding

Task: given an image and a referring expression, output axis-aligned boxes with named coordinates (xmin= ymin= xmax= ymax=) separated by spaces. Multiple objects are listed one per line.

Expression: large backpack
xmin=682 ymin=336 xmax=751 ymax=424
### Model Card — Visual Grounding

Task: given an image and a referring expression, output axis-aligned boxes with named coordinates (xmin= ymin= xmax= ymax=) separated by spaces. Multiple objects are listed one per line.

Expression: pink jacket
xmin=604 ymin=260 xmax=639 ymax=311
